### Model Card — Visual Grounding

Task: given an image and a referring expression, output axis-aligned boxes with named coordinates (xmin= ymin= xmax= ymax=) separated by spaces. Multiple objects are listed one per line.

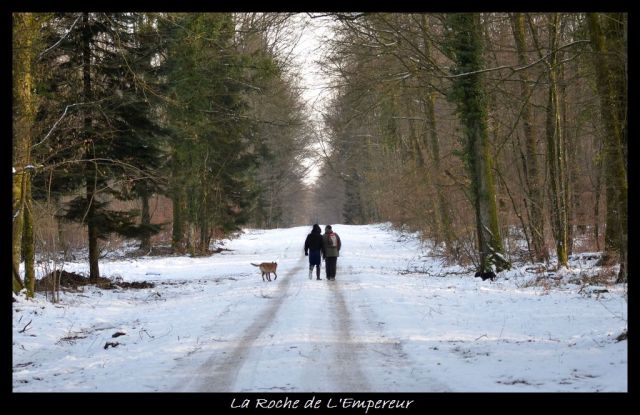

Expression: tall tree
xmin=445 ymin=13 xmax=510 ymax=273
xmin=509 ymin=13 xmax=547 ymax=263
xmin=543 ymin=14 xmax=570 ymax=268
xmin=126 ymin=13 xmax=169 ymax=252
xmin=34 ymin=13 xmax=168 ymax=280
xmin=161 ymin=13 xmax=261 ymax=254
xmin=419 ymin=15 xmax=456 ymax=255
xmin=12 ymin=13 xmax=41 ymax=296
xmin=587 ymin=13 xmax=627 ymax=282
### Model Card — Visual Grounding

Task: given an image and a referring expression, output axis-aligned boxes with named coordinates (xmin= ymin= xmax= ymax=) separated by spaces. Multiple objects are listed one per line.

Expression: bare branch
xmin=33 ymin=99 xmax=107 ymax=149
xmin=444 ymin=39 xmax=590 ymax=79
xmin=19 ymin=319 xmax=33 ymax=333
xmin=38 ymin=14 xmax=82 ymax=60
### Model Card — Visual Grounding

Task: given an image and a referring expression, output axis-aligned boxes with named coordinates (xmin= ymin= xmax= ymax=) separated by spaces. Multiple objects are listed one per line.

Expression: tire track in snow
xmin=348 ymin=278 xmax=451 ymax=392
xmin=327 ymin=281 xmax=371 ymax=391
xmin=187 ymin=259 xmax=305 ymax=392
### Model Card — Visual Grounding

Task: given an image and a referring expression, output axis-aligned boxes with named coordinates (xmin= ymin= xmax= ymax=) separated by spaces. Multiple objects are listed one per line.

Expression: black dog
xmin=474 ymin=271 xmax=496 ymax=281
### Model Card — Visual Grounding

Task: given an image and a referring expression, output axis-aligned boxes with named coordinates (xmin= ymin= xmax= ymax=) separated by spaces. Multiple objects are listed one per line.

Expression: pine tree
xmin=160 ymin=14 xmax=260 ymax=254
xmin=34 ymin=13 xmax=168 ymax=280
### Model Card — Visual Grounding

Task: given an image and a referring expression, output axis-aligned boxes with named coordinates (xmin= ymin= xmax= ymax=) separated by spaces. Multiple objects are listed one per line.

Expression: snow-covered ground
xmin=13 ymin=224 xmax=627 ymax=392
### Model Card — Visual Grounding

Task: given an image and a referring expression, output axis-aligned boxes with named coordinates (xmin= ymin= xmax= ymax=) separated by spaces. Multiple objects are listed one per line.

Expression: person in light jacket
xmin=321 ymin=225 xmax=341 ymax=281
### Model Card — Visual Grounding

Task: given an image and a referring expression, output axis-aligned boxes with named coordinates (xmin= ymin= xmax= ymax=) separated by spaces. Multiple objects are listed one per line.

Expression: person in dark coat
xmin=321 ymin=225 xmax=341 ymax=280
xmin=304 ymin=224 xmax=323 ymax=280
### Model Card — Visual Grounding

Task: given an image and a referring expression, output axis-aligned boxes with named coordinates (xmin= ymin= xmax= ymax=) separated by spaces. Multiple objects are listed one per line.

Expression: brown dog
xmin=251 ymin=262 xmax=278 ymax=282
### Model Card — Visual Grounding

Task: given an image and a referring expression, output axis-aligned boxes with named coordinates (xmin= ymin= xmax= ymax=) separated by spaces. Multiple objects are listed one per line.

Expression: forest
xmin=13 ymin=12 xmax=627 ymax=299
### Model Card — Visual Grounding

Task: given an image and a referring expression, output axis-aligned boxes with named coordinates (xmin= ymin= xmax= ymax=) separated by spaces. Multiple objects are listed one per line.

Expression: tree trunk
xmin=557 ymin=37 xmax=575 ymax=257
xmin=448 ymin=13 xmax=510 ymax=273
xmin=603 ymin=13 xmax=627 ymax=167
xmin=139 ymin=190 xmax=151 ymax=252
xmin=23 ymin=172 xmax=36 ymax=297
xmin=187 ymin=223 xmax=197 ymax=256
xmin=171 ymin=190 xmax=184 ymax=253
xmin=171 ymin=153 xmax=185 ymax=253
xmin=199 ymin=214 xmax=209 ymax=253
xmin=419 ymin=15 xmax=456 ymax=256
xmin=83 ymin=13 xmax=100 ymax=282
xmin=86 ymin=173 xmax=100 ymax=282
xmin=198 ymin=169 xmax=210 ymax=253
xmin=406 ymin=100 xmax=439 ymax=237
xmin=593 ymin=145 xmax=603 ymax=251
xmin=545 ymin=14 xmax=569 ymax=268
xmin=587 ymin=13 xmax=628 ymax=282
xmin=510 ymin=13 xmax=547 ymax=263
xmin=12 ymin=13 xmax=39 ymax=294
xmin=425 ymin=92 xmax=456 ymax=255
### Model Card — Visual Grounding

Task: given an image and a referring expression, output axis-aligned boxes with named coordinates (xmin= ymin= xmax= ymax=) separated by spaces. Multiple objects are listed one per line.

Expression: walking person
xmin=304 ymin=224 xmax=323 ymax=280
xmin=322 ymin=225 xmax=341 ymax=281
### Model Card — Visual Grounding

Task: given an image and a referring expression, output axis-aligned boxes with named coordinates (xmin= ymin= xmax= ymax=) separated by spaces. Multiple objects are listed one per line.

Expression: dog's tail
xmin=250 ymin=263 xmax=260 ymax=267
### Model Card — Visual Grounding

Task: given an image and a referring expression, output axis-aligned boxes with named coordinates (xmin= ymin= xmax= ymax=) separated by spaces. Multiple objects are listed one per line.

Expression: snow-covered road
xmin=13 ymin=224 xmax=627 ymax=392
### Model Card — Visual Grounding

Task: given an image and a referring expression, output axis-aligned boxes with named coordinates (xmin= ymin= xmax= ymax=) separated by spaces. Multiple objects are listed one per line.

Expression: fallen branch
xmin=139 ymin=328 xmax=154 ymax=340
xmin=18 ymin=320 xmax=33 ymax=333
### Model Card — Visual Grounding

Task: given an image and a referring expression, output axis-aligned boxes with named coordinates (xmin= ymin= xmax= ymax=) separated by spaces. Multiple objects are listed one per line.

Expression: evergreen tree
xmin=160 ymin=14 xmax=260 ymax=254
xmin=34 ymin=13 xmax=167 ymax=280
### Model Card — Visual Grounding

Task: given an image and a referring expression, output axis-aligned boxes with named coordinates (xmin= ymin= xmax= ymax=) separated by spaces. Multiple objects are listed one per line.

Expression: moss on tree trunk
xmin=587 ymin=13 xmax=628 ymax=282
xmin=12 ymin=13 xmax=39 ymax=295
xmin=447 ymin=13 xmax=510 ymax=273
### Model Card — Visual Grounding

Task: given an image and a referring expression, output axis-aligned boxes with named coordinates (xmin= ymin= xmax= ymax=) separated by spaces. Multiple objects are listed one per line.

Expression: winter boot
xmin=309 ymin=268 xmax=313 ymax=280
xmin=316 ymin=266 xmax=321 ymax=280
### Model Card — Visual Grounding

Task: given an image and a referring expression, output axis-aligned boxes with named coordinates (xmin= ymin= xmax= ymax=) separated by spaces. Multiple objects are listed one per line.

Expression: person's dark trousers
xmin=325 ymin=257 xmax=337 ymax=280
xmin=309 ymin=249 xmax=322 ymax=280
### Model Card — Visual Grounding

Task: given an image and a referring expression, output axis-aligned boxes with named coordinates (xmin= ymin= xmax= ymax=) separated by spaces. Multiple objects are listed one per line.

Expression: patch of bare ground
xmin=127 ymin=246 xmax=233 ymax=258
xmin=35 ymin=270 xmax=154 ymax=291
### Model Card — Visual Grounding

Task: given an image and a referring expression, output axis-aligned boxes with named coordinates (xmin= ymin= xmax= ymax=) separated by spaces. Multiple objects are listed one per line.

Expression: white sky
xmin=290 ymin=14 xmax=334 ymax=120
xmin=287 ymin=14 xmax=336 ymax=186
xmin=14 ymin=224 xmax=628 ymax=393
